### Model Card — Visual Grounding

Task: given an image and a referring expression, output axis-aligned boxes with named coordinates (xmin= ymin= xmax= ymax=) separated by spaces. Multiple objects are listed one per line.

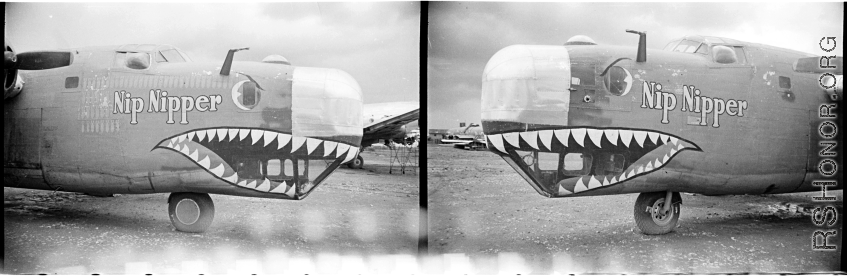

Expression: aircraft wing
xmin=362 ymin=101 xmax=420 ymax=145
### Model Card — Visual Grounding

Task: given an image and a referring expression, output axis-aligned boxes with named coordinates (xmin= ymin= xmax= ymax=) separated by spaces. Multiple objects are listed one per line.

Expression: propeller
xmin=4 ymin=50 xmax=72 ymax=70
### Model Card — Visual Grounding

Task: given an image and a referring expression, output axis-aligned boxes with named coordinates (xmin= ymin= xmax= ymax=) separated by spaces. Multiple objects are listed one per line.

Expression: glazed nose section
xmin=291 ymin=67 xmax=363 ymax=147
xmin=481 ymin=45 xmax=572 ymax=133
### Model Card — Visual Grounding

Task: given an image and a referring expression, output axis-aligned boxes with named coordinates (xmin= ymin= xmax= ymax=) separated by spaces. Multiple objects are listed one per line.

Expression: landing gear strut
xmin=633 ymin=191 xmax=681 ymax=235
xmin=346 ymin=154 xmax=364 ymax=169
xmin=168 ymin=192 xmax=215 ymax=233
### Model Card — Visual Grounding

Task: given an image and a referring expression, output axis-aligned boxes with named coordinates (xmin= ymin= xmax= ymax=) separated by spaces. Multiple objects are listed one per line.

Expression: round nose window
xmin=604 ymin=66 xmax=633 ymax=96
xmin=231 ymin=80 xmax=261 ymax=110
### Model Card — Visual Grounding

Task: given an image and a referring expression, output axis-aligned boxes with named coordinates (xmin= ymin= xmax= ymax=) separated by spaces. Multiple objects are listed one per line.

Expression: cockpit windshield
xmin=155 ymin=47 xmax=192 ymax=63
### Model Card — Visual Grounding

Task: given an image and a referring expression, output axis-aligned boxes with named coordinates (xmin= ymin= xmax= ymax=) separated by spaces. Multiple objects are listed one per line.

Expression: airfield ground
xmin=4 ymin=146 xmax=419 ymax=274
xmin=427 ymin=144 xmax=842 ymax=274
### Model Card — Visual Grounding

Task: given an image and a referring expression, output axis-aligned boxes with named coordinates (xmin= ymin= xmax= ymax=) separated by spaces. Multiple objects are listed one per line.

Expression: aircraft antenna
xmin=626 ymin=30 xmax=647 ymax=63
xmin=220 ymin=47 xmax=250 ymax=76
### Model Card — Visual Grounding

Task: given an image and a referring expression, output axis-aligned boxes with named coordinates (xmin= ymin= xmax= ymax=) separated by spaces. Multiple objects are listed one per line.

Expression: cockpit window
xmin=663 ymin=40 xmax=682 ymax=51
xmin=155 ymin=52 xmax=167 ymax=62
xmin=114 ymin=52 xmax=151 ymax=70
xmin=711 ymin=45 xmax=747 ymax=65
xmin=160 ymin=49 xmax=187 ymax=63
xmin=672 ymin=39 xmax=702 ymax=53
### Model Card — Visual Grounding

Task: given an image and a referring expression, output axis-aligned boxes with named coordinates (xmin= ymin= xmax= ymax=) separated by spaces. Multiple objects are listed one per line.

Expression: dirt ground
xmin=427 ymin=144 xmax=842 ymax=274
xmin=4 ymin=147 xmax=419 ymax=274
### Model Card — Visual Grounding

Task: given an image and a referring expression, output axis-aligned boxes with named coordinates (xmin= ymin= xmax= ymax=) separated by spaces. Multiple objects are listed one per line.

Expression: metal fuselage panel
xmin=482 ymin=43 xmax=839 ymax=198
xmin=4 ymin=47 xmax=363 ymax=200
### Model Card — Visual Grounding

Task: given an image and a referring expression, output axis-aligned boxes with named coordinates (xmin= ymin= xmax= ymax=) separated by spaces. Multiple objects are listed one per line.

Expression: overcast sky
xmin=6 ymin=2 xmax=420 ymax=104
xmin=427 ymin=2 xmax=843 ymax=129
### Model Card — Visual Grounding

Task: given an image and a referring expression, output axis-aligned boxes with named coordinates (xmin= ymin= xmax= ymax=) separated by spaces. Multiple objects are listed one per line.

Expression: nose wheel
xmin=168 ymin=192 xmax=215 ymax=233
xmin=634 ymin=191 xmax=681 ymax=235
xmin=346 ymin=154 xmax=364 ymax=169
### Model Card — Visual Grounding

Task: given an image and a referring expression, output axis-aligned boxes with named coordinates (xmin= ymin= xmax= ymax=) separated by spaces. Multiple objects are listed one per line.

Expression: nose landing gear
xmin=168 ymin=192 xmax=215 ymax=233
xmin=634 ymin=191 xmax=681 ymax=235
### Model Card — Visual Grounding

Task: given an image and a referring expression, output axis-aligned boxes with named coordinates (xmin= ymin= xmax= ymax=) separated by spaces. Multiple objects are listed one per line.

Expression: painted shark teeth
xmin=486 ymin=128 xmax=684 ymax=153
xmin=485 ymin=127 xmax=699 ymax=196
xmin=156 ymin=127 xmax=361 ymax=197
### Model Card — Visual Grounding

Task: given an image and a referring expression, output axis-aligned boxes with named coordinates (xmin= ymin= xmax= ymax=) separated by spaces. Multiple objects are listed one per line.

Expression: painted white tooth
xmin=189 ymin=149 xmax=199 ymax=161
xmin=610 ymin=176 xmax=618 ymax=184
xmin=228 ymin=129 xmax=239 ymax=141
xmin=571 ymin=128 xmax=586 ymax=147
xmin=250 ymin=129 xmax=263 ymax=145
xmin=263 ymin=131 xmax=277 ymax=147
xmin=645 ymin=163 xmax=654 ymax=171
xmin=270 ymin=181 xmax=286 ymax=193
xmin=285 ymin=182 xmax=296 ymax=197
xmin=238 ymin=129 xmax=250 ymax=141
xmin=670 ymin=148 xmax=678 ymax=156
xmin=670 ymin=136 xmax=679 ymax=145
xmin=659 ymin=134 xmax=669 ymax=144
xmin=503 ymin=132 xmax=520 ymax=148
xmin=223 ymin=173 xmax=238 ymax=183
xmin=558 ymin=188 xmax=572 ymax=196
xmin=648 ymin=132 xmax=659 ymax=145
xmin=178 ymin=134 xmax=187 ymax=143
xmin=187 ymin=131 xmax=196 ymax=142
xmin=654 ymin=158 xmax=662 ymax=168
xmin=171 ymin=137 xmax=178 ymax=144
xmin=519 ymin=131 xmax=539 ymax=150
xmin=206 ymin=129 xmax=217 ymax=141
xmin=587 ymin=129 xmax=603 ymax=148
xmin=662 ymin=154 xmax=670 ymax=164
xmin=246 ymin=180 xmax=257 ymax=189
xmin=635 ymin=165 xmax=644 ymax=174
xmin=619 ymin=172 xmax=629 ymax=181
xmin=180 ymin=144 xmax=191 ymax=155
xmin=618 ymin=130 xmax=633 ymax=147
xmin=538 ymin=130 xmax=553 ymax=150
xmin=343 ymin=146 xmax=359 ymax=163
xmin=336 ymin=144 xmax=350 ymax=158
xmin=217 ymin=129 xmax=227 ymax=142
xmin=323 ymin=141 xmax=338 ymax=157
xmin=291 ymin=136 xmax=306 ymax=153
xmin=277 ymin=133 xmax=292 ymax=150
xmin=573 ymin=177 xmax=588 ymax=193
xmin=487 ymin=134 xmax=506 ymax=153
xmin=198 ymin=155 xmax=210 ymax=169
xmin=237 ymin=180 xmax=247 ymax=187
xmin=554 ymin=129 xmax=570 ymax=147
xmin=602 ymin=176 xmax=610 ymax=186
xmin=210 ymin=163 xmax=225 ymax=177
xmin=256 ymin=179 xmax=271 ymax=192
xmin=632 ymin=131 xmax=647 ymax=147
xmin=627 ymin=169 xmax=636 ymax=179
xmin=173 ymin=144 xmax=182 ymax=152
xmin=587 ymin=176 xmax=601 ymax=189
xmin=167 ymin=141 xmax=174 ymax=149
xmin=306 ymin=138 xmax=322 ymax=154
xmin=677 ymin=144 xmax=685 ymax=151
xmin=604 ymin=130 xmax=618 ymax=146
xmin=197 ymin=130 xmax=207 ymax=142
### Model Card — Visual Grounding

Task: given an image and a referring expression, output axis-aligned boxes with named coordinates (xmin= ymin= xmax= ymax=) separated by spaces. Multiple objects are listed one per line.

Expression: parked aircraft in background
xmin=351 ymin=102 xmax=419 ymax=169
xmin=481 ymin=32 xmax=842 ymax=234
xmin=441 ymin=123 xmax=487 ymax=150
xmin=4 ymin=41 xmax=364 ymax=232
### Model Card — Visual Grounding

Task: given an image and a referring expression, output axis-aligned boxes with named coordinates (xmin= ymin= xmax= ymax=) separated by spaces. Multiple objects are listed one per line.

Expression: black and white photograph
xmin=4 ymin=2 xmax=420 ymax=274
xmin=427 ymin=2 xmax=842 ymax=273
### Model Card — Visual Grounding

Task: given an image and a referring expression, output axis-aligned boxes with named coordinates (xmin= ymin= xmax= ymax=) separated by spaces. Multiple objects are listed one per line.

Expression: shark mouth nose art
xmin=486 ymin=127 xmax=700 ymax=196
xmin=155 ymin=128 xmax=359 ymax=197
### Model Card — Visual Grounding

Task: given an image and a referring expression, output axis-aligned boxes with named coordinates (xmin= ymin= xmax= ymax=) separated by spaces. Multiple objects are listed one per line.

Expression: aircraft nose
xmin=291 ymin=67 xmax=363 ymax=146
xmin=481 ymin=45 xmax=572 ymax=133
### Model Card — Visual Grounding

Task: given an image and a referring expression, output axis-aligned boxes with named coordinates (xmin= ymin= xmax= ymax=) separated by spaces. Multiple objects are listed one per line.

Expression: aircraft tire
xmin=346 ymin=155 xmax=364 ymax=169
xmin=633 ymin=192 xmax=680 ymax=235
xmin=168 ymin=192 xmax=215 ymax=233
